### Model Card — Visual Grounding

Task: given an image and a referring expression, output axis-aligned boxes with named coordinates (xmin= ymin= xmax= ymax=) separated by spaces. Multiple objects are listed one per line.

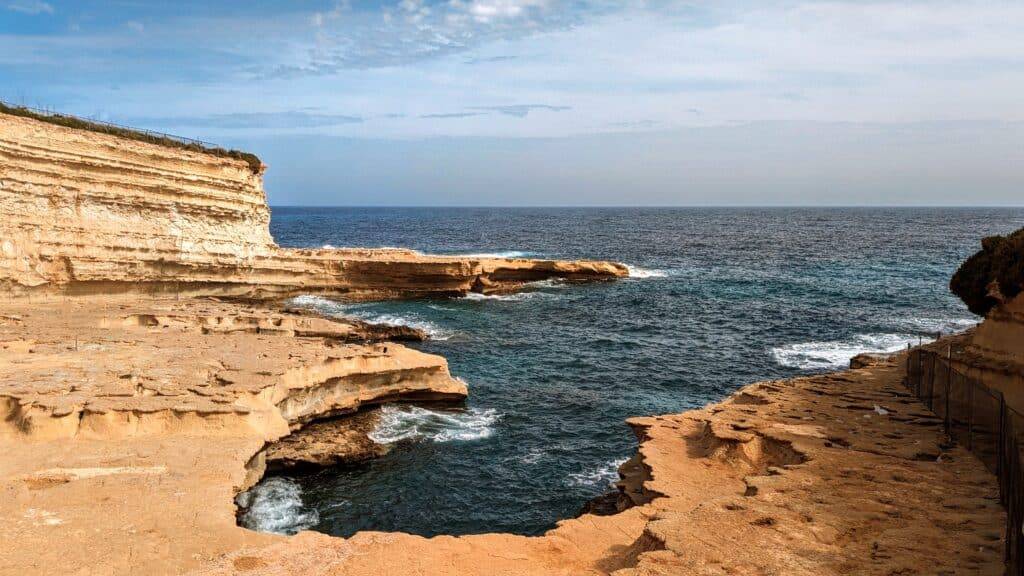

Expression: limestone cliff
xmin=0 ymin=111 xmax=626 ymax=299
xmin=947 ymin=228 xmax=1024 ymax=410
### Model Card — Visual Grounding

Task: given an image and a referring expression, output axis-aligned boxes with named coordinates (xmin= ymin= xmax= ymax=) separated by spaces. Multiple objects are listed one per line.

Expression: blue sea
xmin=240 ymin=207 xmax=1024 ymax=538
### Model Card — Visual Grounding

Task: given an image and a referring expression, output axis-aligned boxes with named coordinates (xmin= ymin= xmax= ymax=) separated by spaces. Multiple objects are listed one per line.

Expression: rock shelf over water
xmin=0 ymin=111 xmax=626 ymax=300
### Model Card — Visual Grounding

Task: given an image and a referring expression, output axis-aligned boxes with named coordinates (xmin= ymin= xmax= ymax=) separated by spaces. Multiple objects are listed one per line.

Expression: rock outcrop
xmin=948 ymin=228 xmax=1024 ymax=412
xmin=264 ymin=410 xmax=389 ymax=471
xmin=0 ymin=111 xmax=627 ymax=300
xmin=0 ymin=299 xmax=466 ymax=444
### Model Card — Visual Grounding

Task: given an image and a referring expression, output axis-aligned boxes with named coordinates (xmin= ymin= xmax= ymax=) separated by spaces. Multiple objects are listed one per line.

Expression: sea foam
xmin=236 ymin=477 xmax=319 ymax=535
xmin=895 ymin=316 xmax=979 ymax=336
xmin=460 ymin=291 xmax=539 ymax=302
xmin=446 ymin=250 xmax=532 ymax=259
xmin=286 ymin=295 xmax=453 ymax=340
xmin=624 ymin=265 xmax=671 ymax=279
xmin=771 ymin=333 xmax=921 ymax=370
xmin=368 ymin=404 xmax=502 ymax=444
xmin=566 ymin=458 xmax=628 ymax=489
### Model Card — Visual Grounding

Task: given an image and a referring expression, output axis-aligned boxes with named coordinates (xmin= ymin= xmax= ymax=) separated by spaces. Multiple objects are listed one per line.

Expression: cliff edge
xmin=0 ymin=110 xmax=626 ymax=299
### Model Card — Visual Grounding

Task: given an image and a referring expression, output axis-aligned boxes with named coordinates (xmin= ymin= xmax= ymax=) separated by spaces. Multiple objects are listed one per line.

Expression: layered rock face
xmin=0 ymin=111 xmax=626 ymax=299
xmin=950 ymin=292 xmax=1024 ymax=411
xmin=0 ymin=299 xmax=466 ymax=445
xmin=947 ymin=228 xmax=1024 ymax=410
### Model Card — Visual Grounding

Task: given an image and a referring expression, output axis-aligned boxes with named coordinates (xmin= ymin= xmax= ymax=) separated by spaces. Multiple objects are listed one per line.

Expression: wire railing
xmin=0 ymin=100 xmax=219 ymax=148
xmin=905 ymin=347 xmax=1023 ymax=573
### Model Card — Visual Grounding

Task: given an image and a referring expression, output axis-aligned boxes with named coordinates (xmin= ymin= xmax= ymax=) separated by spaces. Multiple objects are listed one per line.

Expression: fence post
xmin=999 ymin=394 xmax=1006 ymax=501
xmin=905 ymin=343 xmax=911 ymax=388
xmin=929 ymin=351 xmax=937 ymax=411
xmin=921 ymin=348 xmax=929 ymax=397
xmin=943 ymin=349 xmax=951 ymax=437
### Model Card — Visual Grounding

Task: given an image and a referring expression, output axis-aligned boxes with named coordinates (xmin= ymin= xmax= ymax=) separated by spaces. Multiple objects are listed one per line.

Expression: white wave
xmin=361 ymin=314 xmax=454 ymax=340
xmin=566 ymin=458 xmax=628 ymax=489
xmin=286 ymin=296 xmax=452 ymax=340
xmin=460 ymin=285 xmax=566 ymax=302
xmin=520 ymin=449 xmax=545 ymax=465
xmin=895 ymin=316 xmax=979 ymax=336
xmin=321 ymin=244 xmax=337 ymax=249
xmin=287 ymin=294 xmax=346 ymax=314
xmin=625 ymin=265 xmax=670 ymax=279
xmin=526 ymin=278 xmax=567 ymax=289
xmin=368 ymin=404 xmax=502 ymax=444
xmin=771 ymin=333 xmax=922 ymax=370
xmin=443 ymin=250 xmax=532 ymax=259
xmin=236 ymin=477 xmax=319 ymax=535
xmin=461 ymin=291 xmax=535 ymax=302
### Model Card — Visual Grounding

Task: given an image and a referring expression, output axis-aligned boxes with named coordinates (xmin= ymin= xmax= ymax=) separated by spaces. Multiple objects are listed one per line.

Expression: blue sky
xmin=2 ymin=0 xmax=1022 ymax=206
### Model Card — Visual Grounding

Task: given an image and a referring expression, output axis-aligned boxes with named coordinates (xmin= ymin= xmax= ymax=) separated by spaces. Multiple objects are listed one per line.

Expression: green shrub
xmin=0 ymin=102 xmax=262 ymax=174
xmin=950 ymin=227 xmax=1024 ymax=316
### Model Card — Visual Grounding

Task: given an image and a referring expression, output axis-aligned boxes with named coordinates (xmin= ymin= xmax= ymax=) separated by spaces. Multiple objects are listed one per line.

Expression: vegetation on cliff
xmin=951 ymin=227 xmax=1024 ymax=316
xmin=0 ymin=101 xmax=262 ymax=173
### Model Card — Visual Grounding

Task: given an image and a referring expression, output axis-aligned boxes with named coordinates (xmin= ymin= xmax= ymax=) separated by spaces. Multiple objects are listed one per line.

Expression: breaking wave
xmin=236 ymin=477 xmax=319 ymax=535
xmin=459 ymin=281 xmax=566 ymax=302
xmin=286 ymin=295 xmax=453 ymax=340
xmin=624 ymin=265 xmax=671 ymax=279
xmin=894 ymin=316 xmax=979 ymax=336
xmin=369 ymin=404 xmax=502 ymax=444
xmin=460 ymin=291 xmax=540 ymax=302
xmin=358 ymin=314 xmax=454 ymax=340
xmin=771 ymin=333 xmax=923 ymax=370
xmin=565 ymin=458 xmax=628 ymax=489
xmin=443 ymin=250 xmax=533 ymax=259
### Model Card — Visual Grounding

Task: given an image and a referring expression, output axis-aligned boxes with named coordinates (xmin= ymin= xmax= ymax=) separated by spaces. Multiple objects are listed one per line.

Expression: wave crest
xmin=895 ymin=316 xmax=978 ymax=336
xmin=369 ymin=404 xmax=502 ymax=444
xmin=625 ymin=265 xmax=671 ymax=279
xmin=286 ymin=296 xmax=453 ymax=340
xmin=566 ymin=458 xmax=628 ymax=489
xmin=771 ymin=333 xmax=921 ymax=370
xmin=446 ymin=250 xmax=532 ymax=259
xmin=236 ymin=477 xmax=319 ymax=535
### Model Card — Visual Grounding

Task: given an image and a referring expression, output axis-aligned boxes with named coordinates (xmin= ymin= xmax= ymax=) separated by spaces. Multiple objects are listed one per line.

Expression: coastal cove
xmin=241 ymin=207 xmax=1024 ymax=537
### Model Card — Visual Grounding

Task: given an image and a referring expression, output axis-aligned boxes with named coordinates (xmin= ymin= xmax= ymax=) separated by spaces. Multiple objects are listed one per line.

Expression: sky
xmin=1 ymin=0 xmax=1022 ymax=206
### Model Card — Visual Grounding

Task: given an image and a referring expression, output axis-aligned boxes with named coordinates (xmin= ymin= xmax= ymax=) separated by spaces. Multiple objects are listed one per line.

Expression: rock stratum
xmin=0 ymin=111 xmax=626 ymax=299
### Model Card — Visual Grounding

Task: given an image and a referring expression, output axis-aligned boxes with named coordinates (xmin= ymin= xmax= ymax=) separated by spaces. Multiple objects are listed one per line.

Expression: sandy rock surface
xmin=0 ymin=303 xmax=1004 ymax=574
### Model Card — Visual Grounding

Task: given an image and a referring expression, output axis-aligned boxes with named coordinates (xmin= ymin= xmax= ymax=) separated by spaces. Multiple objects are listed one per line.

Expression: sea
xmin=238 ymin=207 xmax=1024 ymax=538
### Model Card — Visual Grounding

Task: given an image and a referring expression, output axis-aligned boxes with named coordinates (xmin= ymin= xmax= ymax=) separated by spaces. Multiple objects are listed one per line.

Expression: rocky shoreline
xmin=0 ymin=107 xmax=1015 ymax=574
xmin=0 ymin=297 xmax=1006 ymax=574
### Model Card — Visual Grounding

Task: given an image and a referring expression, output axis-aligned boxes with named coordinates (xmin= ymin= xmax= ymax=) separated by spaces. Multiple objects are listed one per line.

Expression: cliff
xmin=0 ymin=110 xmax=626 ymax=299
xmin=947 ymin=228 xmax=1024 ymax=411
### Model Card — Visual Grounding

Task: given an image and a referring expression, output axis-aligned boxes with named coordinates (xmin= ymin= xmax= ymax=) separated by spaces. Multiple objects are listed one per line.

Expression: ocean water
xmin=242 ymin=207 xmax=1024 ymax=537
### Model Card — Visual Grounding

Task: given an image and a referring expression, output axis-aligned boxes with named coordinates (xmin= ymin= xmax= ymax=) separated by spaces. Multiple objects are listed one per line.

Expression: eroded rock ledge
xmin=0 ymin=315 xmax=1004 ymax=574
xmin=0 ymin=299 xmax=466 ymax=446
xmin=0 ymin=111 xmax=627 ymax=301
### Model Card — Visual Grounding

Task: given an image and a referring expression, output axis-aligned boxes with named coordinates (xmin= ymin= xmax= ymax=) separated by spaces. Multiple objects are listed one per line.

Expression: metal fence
xmin=0 ymin=100 xmax=219 ymax=149
xmin=905 ymin=347 xmax=1024 ymax=574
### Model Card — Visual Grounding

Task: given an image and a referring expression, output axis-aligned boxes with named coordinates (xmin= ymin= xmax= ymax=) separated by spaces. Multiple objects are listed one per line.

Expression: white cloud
xmin=7 ymin=1 xmax=1024 ymax=141
xmin=6 ymin=0 xmax=53 ymax=15
xmin=465 ymin=0 xmax=549 ymax=23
